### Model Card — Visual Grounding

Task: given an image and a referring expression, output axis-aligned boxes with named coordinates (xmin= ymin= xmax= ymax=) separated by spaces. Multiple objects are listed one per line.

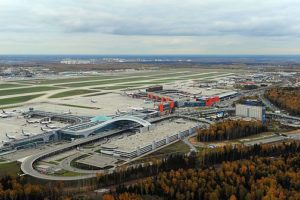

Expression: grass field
xmin=94 ymin=85 xmax=140 ymax=90
xmin=49 ymin=89 xmax=99 ymax=98
xmin=0 ymin=162 xmax=21 ymax=176
xmin=53 ymin=169 xmax=82 ymax=177
xmin=83 ymin=92 xmax=111 ymax=97
xmin=0 ymin=83 xmax=28 ymax=89
xmin=91 ymin=72 xmax=231 ymax=90
xmin=0 ymin=94 xmax=45 ymax=106
xmin=58 ymin=103 xmax=100 ymax=109
xmin=21 ymin=71 xmax=190 ymax=85
xmin=130 ymin=141 xmax=191 ymax=165
xmin=193 ymin=73 xmax=234 ymax=81
xmin=0 ymin=86 xmax=60 ymax=97
xmin=151 ymin=141 xmax=191 ymax=155
xmin=134 ymin=141 xmax=190 ymax=163
xmin=56 ymin=71 xmax=195 ymax=88
xmin=57 ymin=76 xmax=158 ymax=88
xmin=17 ymin=75 xmax=121 ymax=85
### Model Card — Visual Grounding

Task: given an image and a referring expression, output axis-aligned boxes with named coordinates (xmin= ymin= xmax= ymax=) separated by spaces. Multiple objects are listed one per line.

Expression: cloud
xmin=0 ymin=0 xmax=300 ymax=54
xmin=0 ymin=0 xmax=299 ymax=37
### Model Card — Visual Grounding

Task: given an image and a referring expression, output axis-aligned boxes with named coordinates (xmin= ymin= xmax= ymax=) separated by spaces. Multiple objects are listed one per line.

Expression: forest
xmin=108 ymin=142 xmax=300 ymax=200
xmin=0 ymin=177 xmax=70 ymax=200
xmin=0 ymin=142 xmax=299 ymax=200
xmin=265 ymin=87 xmax=300 ymax=115
xmin=96 ymin=142 xmax=299 ymax=189
xmin=115 ymin=153 xmax=300 ymax=200
xmin=197 ymin=119 xmax=266 ymax=142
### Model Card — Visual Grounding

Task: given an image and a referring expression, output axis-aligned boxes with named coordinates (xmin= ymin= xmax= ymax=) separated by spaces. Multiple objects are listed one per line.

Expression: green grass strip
xmin=0 ymin=94 xmax=44 ymax=106
xmin=49 ymin=89 xmax=99 ymax=98
xmin=0 ymin=86 xmax=60 ymax=97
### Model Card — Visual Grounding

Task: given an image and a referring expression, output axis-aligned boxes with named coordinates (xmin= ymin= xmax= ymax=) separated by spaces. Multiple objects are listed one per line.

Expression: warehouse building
xmin=235 ymin=100 xmax=266 ymax=122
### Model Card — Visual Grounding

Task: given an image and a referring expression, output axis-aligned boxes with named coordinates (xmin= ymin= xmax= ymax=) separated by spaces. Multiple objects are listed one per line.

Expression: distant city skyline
xmin=0 ymin=0 xmax=300 ymax=55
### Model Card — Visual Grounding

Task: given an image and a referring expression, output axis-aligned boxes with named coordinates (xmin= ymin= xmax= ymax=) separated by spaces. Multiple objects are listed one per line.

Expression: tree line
xmin=197 ymin=119 xmax=266 ymax=142
xmin=115 ymin=153 xmax=300 ymax=200
xmin=265 ymin=87 xmax=300 ymax=116
xmin=97 ymin=141 xmax=299 ymax=190
xmin=0 ymin=141 xmax=299 ymax=200
xmin=0 ymin=177 xmax=71 ymax=200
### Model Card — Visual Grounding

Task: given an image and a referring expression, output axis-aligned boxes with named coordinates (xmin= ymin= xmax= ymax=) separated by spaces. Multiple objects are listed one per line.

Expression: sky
xmin=0 ymin=0 xmax=300 ymax=55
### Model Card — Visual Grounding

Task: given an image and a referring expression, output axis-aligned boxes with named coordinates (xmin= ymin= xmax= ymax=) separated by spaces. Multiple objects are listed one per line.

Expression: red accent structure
xmin=159 ymin=104 xmax=164 ymax=112
xmin=205 ymin=96 xmax=220 ymax=106
xmin=170 ymin=101 xmax=175 ymax=109
xmin=148 ymin=93 xmax=153 ymax=99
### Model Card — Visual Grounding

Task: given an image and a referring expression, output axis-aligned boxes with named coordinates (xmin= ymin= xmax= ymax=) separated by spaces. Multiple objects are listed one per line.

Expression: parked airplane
xmin=22 ymin=130 xmax=32 ymax=137
xmin=26 ymin=119 xmax=40 ymax=124
xmin=5 ymin=133 xmax=17 ymax=140
xmin=2 ymin=109 xmax=17 ymax=115
xmin=116 ymin=109 xmax=127 ymax=115
xmin=0 ymin=110 xmax=16 ymax=118
xmin=0 ymin=113 xmax=9 ymax=118
xmin=46 ymin=124 xmax=58 ymax=129
xmin=175 ymin=120 xmax=186 ymax=124
xmin=63 ymin=110 xmax=71 ymax=114
xmin=2 ymin=140 xmax=11 ymax=146
xmin=128 ymin=107 xmax=144 ymax=111
xmin=41 ymin=127 xmax=58 ymax=132
xmin=41 ymin=127 xmax=52 ymax=132
xmin=40 ymin=118 xmax=52 ymax=125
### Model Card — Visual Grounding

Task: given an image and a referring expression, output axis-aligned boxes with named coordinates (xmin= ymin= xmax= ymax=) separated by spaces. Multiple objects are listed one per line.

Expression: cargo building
xmin=235 ymin=100 xmax=266 ymax=122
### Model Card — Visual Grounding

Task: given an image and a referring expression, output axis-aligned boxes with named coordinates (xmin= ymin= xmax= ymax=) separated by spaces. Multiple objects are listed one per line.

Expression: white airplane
xmin=26 ymin=119 xmax=40 ymax=124
xmin=2 ymin=140 xmax=11 ymax=146
xmin=128 ymin=107 xmax=144 ymax=111
xmin=40 ymin=118 xmax=52 ymax=125
xmin=41 ymin=127 xmax=52 ymax=132
xmin=63 ymin=110 xmax=71 ymax=114
xmin=0 ymin=110 xmax=16 ymax=118
xmin=41 ymin=127 xmax=58 ymax=132
xmin=116 ymin=109 xmax=127 ymax=115
xmin=22 ymin=130 xmax=32 ymax=137
xmin=6 ymin=133 xmax=17 ymax=140
xmin=175 ymin=120 xmax=186 ymax=124
xmin=46 ymin=124 xmax=58 ymax=129
xmin=0 ymin=113 xmax=9 ymax=118
xmin=91 ymin=99 xmax=97 ymax=103
xmin=2 ymin=109 xmax=17 ymax=117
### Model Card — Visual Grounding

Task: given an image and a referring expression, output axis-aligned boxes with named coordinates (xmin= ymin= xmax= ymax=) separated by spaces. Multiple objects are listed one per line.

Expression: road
xmin=21 ymin=115 xmax=212 ymax=180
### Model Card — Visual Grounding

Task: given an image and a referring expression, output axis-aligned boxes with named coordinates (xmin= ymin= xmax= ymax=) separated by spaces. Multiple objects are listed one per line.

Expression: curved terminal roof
xmin=91 ymin=115 xmax=112 ymax=122
xmin=62 ymin=115 xmax=151 ymax=137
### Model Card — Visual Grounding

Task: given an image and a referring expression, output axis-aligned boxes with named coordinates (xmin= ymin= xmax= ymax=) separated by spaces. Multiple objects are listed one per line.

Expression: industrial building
xmin=235 ymin=100 xmax=266 ymax=121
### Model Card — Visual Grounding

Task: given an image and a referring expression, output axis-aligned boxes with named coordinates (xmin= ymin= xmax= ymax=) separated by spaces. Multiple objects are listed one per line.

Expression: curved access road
xmin=21 ymin=129 xmax=123 ymax=180
xmin=21 ymin=115 xmax=213 ymax=181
